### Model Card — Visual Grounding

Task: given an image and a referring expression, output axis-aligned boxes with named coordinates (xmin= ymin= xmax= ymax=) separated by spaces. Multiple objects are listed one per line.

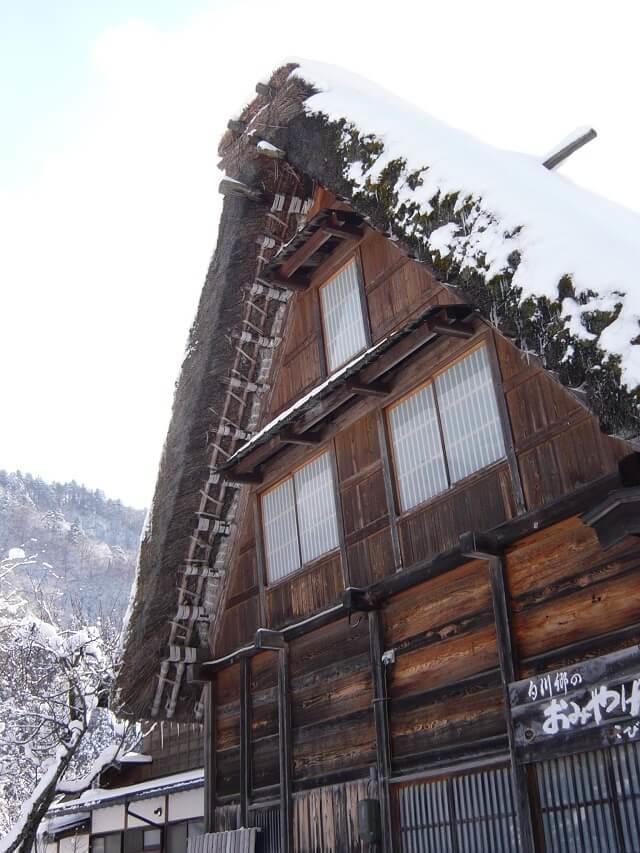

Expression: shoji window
xmin=435 ymin=345 xmax=505 ymax=483
xmin=319 ymin=259 xmax=368 ymax=372
xmin=261 ymin=452 xmax=339 ymax=583
xmin=388 ymin=383 xmax=448 ymax=512
xmin=388 ymin=345 xmax=505 ymax=512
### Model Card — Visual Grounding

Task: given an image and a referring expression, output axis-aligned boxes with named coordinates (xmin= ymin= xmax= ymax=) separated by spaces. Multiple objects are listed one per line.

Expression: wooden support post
xmin=255 ymin=628 xmax=286 ymax=650
xmin=277 ymin=646 xmax=293 ymax=853
xmin=240 ymin=656 xmax=250 ymax=827
xmin=369 ymin=610 xmax=393 ymax=853
xmin=204 ymin=681 xmax=216 ymax=833
xmin=489 ymin=556 xmax=537 ymax=853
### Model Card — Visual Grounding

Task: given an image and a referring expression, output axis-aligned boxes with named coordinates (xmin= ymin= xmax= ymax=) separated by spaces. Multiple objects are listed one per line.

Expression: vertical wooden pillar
xmin=277 ymin=646 xmax=293 ymax=853
xmin=489 ymin=555 xmax=536 ymax=853
xmin=376 ymin=412 xmax=402 ymax=571
xmin=240 ymin=656 xmax=251 ymax=827
xmin=369 ymin=609 xmax=394 ymax=853
xmin=204 ymin=681 xmax=216 ymax=833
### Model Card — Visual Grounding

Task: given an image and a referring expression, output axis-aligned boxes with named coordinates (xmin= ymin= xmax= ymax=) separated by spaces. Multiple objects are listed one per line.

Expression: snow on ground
xmin=289 ymin=60 xmax=640 ymax=391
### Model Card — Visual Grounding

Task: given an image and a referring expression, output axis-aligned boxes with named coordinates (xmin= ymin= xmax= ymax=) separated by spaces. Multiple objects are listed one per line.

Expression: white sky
xmin=1 ymin=0 xmax=639 ymax=509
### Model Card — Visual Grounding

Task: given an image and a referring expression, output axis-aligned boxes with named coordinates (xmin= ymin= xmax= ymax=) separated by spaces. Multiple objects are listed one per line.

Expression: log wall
xmin=206 ymin=194 xmax=639 ymax=850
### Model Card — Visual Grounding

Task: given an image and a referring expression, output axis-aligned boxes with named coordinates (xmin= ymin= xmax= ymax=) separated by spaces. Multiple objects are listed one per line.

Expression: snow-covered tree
xmin=0 ymin=552 xmax=138 ymax=853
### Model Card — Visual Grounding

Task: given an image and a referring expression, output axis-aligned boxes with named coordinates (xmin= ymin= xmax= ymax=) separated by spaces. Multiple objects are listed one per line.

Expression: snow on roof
xmin=117 ymin=751 xmax=153 ymax=764
xmin=47 ymin=768 xmax=204 ymax=816
xmin=43 ymin=811 xmax=90 ymax=838
xmin=289 ymin=59 xmax=640 ymax=392
xmin=224 ymin=334 xmax=391 ymax=467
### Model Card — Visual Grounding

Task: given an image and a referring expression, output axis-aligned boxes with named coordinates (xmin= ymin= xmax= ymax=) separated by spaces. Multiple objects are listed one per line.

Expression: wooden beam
xmin=254 ymin=628 xmax=286 ymax=650
xmin=277 ymin=647 xmax=293 ymax=853
xmin=320 ymin=223 xmax=363 ymax=241
xmin=309 ymin=230 xmax=368 ymax=285
xmin=277 ymin=227 xmax=334 ymax=278
xmin=239 ymin=656 xmax=250 ymax=827
xmin=345 ymin=378 xmax=390 ymax=398
xmin=220 ymin=470 xmax=263 ymax=485
xmin=278 ymin=428 xmax=323 ymax=446
xmin=543 ymin=127 xmax=596 ymax=170
xmin=489 ymin=556 xmax=536 ymax=853
xmin=267 ymin=271 xmax=310 ymax=291
xmin=458 ymin=530 xmax=501 ymax=560
xmin=200 ymin=644 xmax=257 ymax=676
xmin=342 ymin=586 xmax=377 ymax=612
xmin=369 ymin=610 xmax=393 ymax=853
xmin=204 ymin=682 xmax=216 ymax=833
xmin=430 ymin=321 xmax=474 ymax=339
xmin=522 ymin=617 xmax=640 ymax=671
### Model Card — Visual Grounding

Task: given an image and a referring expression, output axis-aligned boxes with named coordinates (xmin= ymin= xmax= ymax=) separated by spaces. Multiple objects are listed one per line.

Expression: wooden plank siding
xmin=494 ymin=332 xmax=629 ymax=509
xmin=506 ymin=518 xmax=640 ymax=663
xmin=203 ymin=197 xmax=640 ymax=849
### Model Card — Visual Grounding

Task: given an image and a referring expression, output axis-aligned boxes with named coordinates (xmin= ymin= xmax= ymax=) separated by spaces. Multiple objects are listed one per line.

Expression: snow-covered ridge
xmin=289 ymin=60 xmax=640 ymax=392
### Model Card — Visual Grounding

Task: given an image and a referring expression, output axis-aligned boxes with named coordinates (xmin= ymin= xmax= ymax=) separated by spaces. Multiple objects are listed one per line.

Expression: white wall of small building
xmin=92 ymin=804 xmax=125 ymax=834
xmin=167 ymin=789 xmax=204 ymax=822
xmin=125 ymin=795 xmax=166 ymax=828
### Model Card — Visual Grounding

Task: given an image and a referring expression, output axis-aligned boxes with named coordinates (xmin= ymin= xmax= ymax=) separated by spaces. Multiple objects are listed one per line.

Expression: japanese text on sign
xmin=540 ymin=678 xmax=640 ymax=741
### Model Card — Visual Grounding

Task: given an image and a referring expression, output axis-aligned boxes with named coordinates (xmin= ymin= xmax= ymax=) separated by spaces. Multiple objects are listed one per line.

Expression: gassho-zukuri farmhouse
xmin=98 ymin=60 xmax=640 ymax=852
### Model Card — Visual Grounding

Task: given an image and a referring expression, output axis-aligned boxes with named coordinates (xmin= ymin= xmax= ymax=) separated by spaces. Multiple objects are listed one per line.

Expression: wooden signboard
xmin=509 ymin=645 xmax=640 ymax=763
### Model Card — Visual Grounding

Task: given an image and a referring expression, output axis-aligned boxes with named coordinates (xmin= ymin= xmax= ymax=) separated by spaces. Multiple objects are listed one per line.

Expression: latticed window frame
xmin=386 ymin=343 xmax=507 ymax=514
xmin=318 ymin=256 xmax=370 ymax=374
xmin=260 ymin=450 xmax=341 ymax=585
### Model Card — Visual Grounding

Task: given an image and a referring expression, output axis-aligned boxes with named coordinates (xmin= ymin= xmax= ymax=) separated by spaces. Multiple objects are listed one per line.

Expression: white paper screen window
xmin=262 ymin=478 xmax=300 ymax=582
xmin=389 ymin=383 xmax=448 ymax=512
xmin=435 ymin=346 xmax=505 ymax=483
xmin=320 ymin=259 xmax=368 ymax=372
xmin=294 ymin=452 xmax=339 ymax=564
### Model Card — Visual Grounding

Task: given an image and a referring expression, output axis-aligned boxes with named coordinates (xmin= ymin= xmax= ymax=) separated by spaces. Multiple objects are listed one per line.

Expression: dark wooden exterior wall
xmin=203 ymin=193 xmax=639 ymax=849
xmin=99 ymin=722 xmax=204 ymax=788
xmin=214 ymin=222 xmax=629 ymax=655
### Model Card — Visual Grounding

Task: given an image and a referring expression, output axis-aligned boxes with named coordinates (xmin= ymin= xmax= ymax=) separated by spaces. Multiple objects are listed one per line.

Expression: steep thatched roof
xmin=114 ymin=61 xmax=640 ymax=722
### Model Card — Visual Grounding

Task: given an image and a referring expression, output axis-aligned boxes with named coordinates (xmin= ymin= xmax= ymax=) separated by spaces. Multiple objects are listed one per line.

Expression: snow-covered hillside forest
xmin=0 ymin=471 xmax=145 ymax=620
xmin=0 ymin=472 xmax=145 ymax=849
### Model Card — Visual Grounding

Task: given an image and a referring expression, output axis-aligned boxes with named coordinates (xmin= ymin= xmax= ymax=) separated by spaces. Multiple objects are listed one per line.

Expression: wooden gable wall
xmin=213 ymin=218 xmax=629 ymax=659
xmin=198 ymin=193 xmax=640 ymax=851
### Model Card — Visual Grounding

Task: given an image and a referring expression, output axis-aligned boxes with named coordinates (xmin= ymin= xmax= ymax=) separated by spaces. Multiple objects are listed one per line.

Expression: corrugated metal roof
xmin=47 ymin=768 xmax=204 ymax=817
xmin=188 ymin=829 xmax=259 ymax=853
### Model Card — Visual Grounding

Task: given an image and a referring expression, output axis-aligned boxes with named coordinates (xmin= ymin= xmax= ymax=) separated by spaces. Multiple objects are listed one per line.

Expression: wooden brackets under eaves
xmin=219 ymin=303 xmax=476 ymax=481
xmin=262 ymin=209 xmax=366 ymax=291
xmin=582 ymin=453 xmax=640 ymax=548
xmin=583 ymin=486 xmax=640 ymax=549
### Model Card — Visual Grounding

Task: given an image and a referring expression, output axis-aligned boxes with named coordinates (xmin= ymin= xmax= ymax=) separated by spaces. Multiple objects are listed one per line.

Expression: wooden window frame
xmin=165 ymin=819 xmax=205 ymax=852
xmin=259 ymin=448 xmax=341 ymax=588
xmin=142 ymin=828 xmax=162 ymax=851
xmin=385 ymin=341 xmax=508 ymax=516
xmin=90 ymin=832 xmax=123 ymax=853
xmin=317 ymin=252 xmax=372 ymax=376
